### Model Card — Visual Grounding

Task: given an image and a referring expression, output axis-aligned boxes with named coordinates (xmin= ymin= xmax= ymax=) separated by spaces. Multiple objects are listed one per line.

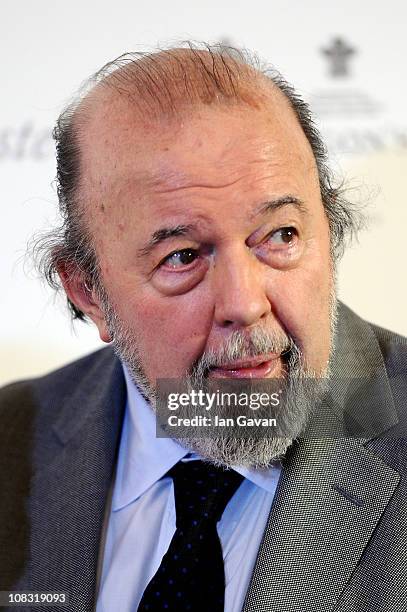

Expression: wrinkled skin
xmin=62 ymin=95 xmax=333 ymax=390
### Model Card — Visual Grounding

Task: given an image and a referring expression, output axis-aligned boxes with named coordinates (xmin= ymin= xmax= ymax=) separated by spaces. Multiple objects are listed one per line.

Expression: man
xmin=0 ymin=43 xmax=406 ymax=611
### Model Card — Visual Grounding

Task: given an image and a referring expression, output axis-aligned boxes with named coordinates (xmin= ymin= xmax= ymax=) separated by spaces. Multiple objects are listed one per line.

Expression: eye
xmin=268 ymin=226 xmax=298 ymax=245
xmin=161 ymin=248 xmax=199 ymax=269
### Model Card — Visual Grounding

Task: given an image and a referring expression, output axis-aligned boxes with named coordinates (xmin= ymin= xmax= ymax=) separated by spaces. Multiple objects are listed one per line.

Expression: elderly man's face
xmin=73 ymin=96 xmax=333 ymax=394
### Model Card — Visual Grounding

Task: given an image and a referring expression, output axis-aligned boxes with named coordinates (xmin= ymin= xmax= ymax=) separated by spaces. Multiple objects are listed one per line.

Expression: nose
xmin=213 ymin=245 xmax=271 ymax=329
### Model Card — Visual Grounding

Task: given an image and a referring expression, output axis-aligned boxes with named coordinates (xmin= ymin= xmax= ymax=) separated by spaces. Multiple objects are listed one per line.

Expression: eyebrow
xmin=252 ymin=195 xmax=307 ymax=218
xmin=138 ymin=195 xmax=307 ymax=258
xmin=138 ymin=224 xmax=196 ymax=257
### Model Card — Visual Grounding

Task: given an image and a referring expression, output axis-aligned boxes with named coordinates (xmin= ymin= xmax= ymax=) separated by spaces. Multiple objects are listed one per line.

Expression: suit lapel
xmin=244 ymin=304 xmax=401 ymax=611
xmin=243 ymin=437 xmax=399 ymax=612
xmin=27 ymin=350 xmax=126 ymax=611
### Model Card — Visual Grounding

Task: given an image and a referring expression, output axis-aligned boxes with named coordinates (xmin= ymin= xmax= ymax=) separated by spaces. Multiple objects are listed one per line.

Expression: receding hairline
xmin=71 ymin=45 xmax=294 ymax=136
xmin=68 ymin=45 xmax=308 ymax=223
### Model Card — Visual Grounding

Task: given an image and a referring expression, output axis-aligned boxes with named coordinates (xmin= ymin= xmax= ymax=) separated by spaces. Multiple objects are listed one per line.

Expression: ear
xmin=57 ymin=262 xmax=112 ymax=343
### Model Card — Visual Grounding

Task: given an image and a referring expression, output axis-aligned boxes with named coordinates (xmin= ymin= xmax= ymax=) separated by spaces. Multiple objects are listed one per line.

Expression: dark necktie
xmin=137 ymin=460 xmax=244 ymax=612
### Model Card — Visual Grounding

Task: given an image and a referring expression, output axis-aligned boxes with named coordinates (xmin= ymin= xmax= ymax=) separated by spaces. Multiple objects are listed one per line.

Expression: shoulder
xmin=339 ymin=302 xmax=407 ymax=447
xmin=0 ymin=346 xmax=124 ymax=471
xmin=339 ymin=302 xmax=407 ymax=369
xmin=369 ymin=321 xmax=407 ymax=372
xmin=0 ymin=346 xmax=118 ymax=419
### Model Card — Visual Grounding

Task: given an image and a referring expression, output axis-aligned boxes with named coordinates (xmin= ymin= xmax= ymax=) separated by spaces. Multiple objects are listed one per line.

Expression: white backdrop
xmin=1 ymin=0 xmax=406 ymax=385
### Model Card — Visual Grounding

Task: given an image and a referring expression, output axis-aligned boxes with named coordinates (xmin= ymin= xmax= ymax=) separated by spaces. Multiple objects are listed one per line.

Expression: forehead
xmin=79 ymin=89 xmax=318 ymax=222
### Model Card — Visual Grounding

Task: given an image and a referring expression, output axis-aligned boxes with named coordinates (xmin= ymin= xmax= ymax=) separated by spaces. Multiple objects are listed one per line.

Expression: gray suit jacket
xmin=1 ymin=302 xmax=406 ymax=611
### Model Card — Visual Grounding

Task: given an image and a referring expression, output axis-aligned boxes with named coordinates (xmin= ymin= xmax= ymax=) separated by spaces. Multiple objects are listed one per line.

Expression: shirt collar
xmin=112 ymin=363 xmax=187 ymax=511
xmin=113 ymin=362 xmax=281 ymax=511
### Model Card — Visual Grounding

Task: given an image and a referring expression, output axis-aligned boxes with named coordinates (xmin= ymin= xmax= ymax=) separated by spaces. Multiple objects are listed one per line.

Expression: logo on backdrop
xmin=321 ymin=37 xmax=356 ymax=78
xmin=308 ymin=35 xmax=407 ymax=155
xmin=310 ymin=35 xmax=381 ymax=118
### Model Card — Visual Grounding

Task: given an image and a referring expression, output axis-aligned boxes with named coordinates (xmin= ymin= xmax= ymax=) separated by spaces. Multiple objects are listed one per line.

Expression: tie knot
xmin=167 ymin=460 xmax=243 ymax=527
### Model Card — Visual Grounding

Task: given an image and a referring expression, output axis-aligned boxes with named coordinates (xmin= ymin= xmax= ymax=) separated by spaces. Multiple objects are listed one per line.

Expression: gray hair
xmin=32 ymin=41 xmax=363 ymax=321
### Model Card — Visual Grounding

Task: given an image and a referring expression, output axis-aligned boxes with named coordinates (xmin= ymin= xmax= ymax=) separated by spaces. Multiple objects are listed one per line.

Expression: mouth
xmin=208 ymin=353 xmax=282 ymax=379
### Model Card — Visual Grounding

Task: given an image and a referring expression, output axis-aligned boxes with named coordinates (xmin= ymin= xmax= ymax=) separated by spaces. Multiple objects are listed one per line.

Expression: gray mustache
xmin=190 ymin=327 xmax=297 ymax=375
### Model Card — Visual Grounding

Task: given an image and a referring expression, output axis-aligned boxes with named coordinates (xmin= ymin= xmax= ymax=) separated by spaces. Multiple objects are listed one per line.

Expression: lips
xmin=208 ymin=354 xmax=281 ymax=379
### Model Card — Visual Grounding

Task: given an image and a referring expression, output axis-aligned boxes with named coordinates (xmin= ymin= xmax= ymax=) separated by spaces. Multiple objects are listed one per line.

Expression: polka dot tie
xmin=137 ymin=460 xmax=244 ymax=612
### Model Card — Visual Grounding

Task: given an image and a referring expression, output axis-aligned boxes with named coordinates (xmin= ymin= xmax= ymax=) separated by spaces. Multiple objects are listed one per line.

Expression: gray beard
xmin=100 ymin=289 xmax=337 ymax=469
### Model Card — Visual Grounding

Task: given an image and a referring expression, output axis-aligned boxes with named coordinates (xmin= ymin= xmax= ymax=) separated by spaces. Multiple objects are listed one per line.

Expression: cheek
xmin=123 ymin=287 xmax=215 ymax=377
xmin=267 ymin=260 xmax=333 ymax=367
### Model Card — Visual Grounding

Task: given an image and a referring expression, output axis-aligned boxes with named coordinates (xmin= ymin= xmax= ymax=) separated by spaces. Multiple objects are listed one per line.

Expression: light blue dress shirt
xmin=96 ymin=364 xmax=282 ymax=612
